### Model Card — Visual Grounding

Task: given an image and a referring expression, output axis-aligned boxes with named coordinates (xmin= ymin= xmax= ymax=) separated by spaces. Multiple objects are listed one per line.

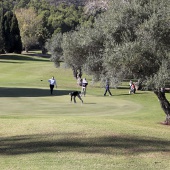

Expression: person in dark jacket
xmin=69 ymin=91 xmax=83 ymax=103
xmin=104 ymin=81 xmax=112 ymax=96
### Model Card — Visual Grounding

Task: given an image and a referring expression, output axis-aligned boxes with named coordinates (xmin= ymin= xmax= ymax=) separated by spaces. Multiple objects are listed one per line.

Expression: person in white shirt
xmin=81 ymin=78 xmax=88 ymax=96
xmin=48 ymin=76 xmax=57 ymax=95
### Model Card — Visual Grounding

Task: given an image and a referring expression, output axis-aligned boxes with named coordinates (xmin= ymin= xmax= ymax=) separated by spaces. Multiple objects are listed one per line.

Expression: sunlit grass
xmin=0 ymin=52 xmax=170 ymax=170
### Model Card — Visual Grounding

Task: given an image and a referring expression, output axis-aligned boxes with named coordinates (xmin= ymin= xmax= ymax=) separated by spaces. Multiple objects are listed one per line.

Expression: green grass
xmin=0 ymin=53 xmax=170 ymax=170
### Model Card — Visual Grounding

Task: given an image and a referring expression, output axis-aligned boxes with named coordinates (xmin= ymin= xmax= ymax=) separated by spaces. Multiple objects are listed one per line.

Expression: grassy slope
xmin=0 ymin=53 xmax=170 ymax=170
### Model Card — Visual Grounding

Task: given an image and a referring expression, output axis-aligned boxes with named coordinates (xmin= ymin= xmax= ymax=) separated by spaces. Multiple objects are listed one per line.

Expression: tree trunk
xmin=72 ymin=66 xmax=83 ymax=79
xmin=72 ymin=66 xmax=78 ymax=79
xmin=25 ymin=46 xmax=29 ymax=53
xmin=42 ymin=46 xmax=47 ymax=54
xmin=154 ymin=90 xmax=170 ymax=125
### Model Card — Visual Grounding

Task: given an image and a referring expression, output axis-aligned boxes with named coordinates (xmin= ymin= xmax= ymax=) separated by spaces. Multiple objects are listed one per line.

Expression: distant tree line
xmin=0 ymin=0 xmax=106 ymax=53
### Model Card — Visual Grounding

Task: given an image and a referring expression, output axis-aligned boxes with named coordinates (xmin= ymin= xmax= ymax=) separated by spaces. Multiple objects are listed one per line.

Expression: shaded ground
xmin=0 ymin=53 xmax=50 ymax=62
xmin=22 ymin=51 xmax=51 ymax=58
xmin=0 ymin=133 xmax=170 ymax=155
xmin=0 ymin=87 xmax=72 ymax=97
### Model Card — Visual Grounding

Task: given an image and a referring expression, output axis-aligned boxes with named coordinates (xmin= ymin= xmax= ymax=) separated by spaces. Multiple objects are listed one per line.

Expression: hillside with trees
xmin=0 ymin=0 xmax=107 ymax=53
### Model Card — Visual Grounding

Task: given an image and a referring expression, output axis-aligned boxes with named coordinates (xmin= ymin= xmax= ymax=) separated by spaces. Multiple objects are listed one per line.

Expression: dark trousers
xmin=71 ymin=94 xmax=83 ymax=103
xmin=50 ymin=84 xmax=54 ymax=94
xmin=104 ymin=89 xmax=112 ymax=96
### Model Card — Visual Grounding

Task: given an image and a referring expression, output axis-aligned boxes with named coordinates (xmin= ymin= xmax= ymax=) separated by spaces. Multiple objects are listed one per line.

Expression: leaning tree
xmin=147 ymin=60 xmax=170 ymax=125
xmin=154 ymin=90 xmax=170 ymax=125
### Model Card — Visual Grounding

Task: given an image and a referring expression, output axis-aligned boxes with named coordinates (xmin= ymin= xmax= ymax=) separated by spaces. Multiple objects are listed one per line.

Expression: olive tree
xmin=45 ymin=33 xmax=63 ymax=67
xmin=102 ymin=0 xmax=170 ymax=123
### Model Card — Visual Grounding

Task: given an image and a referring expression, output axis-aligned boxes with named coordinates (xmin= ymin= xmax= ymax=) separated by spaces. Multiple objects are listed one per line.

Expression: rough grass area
xmin=0 ymin=52 xmax=170 ymax=170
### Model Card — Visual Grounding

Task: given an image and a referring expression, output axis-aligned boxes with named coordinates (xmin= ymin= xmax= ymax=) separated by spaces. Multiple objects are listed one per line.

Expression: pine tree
xmin=10 ymin=14 xmax=22 ymax=53
xmin=0 ymin=6 xmax=4 ymax=53
xmin=3 ymin=11 xmax=22 ymax=53
xmin=3 ymin=11 xmax=12 ymax=53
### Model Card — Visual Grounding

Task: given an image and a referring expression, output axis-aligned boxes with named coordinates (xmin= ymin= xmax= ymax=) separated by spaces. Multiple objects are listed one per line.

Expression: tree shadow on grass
xmin=113 ymin=92 xmax=150 ymax=96
xmin=0 ymin=87 xmax=71 ymax=97
xmin=0 ymin=133 xmax=170 ymax=155
xmin=0 ymin=60 xmax=25 ymax=64
xmin=23 ymin=52 xmax=51 ymax=59
xmin=0 ymin=54 xmax=50 ymax=62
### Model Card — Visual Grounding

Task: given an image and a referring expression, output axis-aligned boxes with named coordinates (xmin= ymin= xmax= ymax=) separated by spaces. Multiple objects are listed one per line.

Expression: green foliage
xmin=10 ymin=13 xmax=22 ymax=53
xmin=15 ymin=7 xmax=46 ymax=52
xmin=0 ymin=10 xmax=4 ymax=53
xmin=14 ymin=0 xmax=30 ymax=9
xmin=48 ymin=3 xmax=84 ymax=34
xmin=1 ymin=0 xmax=16 ymax=11
xmin=146 ymin=55 xmax=170 ymax=90
xmin=45 ymin=33 xmax=63 ymax=67
xmin=3 ymin=11 xmax=12 ymax=52
xmin=0 ymin=0 xmax=99 ymax=53
xmin=106 ymin=0 xmax=169 ymax=88
xmin=61 ymin=25 xmax=105 ymax=78
xmin=46 ymin=0 xmax=170 ymax=89
xmin=12 ymin=0 xmax=96 ymax=52
xmin=3 ymin=11 xmax=22 ymax=53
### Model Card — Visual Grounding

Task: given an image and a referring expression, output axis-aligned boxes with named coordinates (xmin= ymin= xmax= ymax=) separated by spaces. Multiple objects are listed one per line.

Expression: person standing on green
xmin=104 ymin=81 xmax=112 ymax=96
xmin=81 ymin=78 xmax=88 ymax=96
xmin=48 ymin=76 xmax=57 ymax=95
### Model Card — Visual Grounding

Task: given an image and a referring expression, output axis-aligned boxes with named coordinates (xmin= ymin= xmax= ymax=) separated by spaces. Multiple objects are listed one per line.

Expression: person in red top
xmin=129 ymin=82 xmax=136 ymax=94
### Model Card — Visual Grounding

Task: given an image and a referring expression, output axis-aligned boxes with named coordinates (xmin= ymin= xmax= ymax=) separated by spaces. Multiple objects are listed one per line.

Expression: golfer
xmin=48 ymin=76 xmax=57 ymax=95
xmin=69 ymin=91 xmax=83 ymax=103
xmin=104 ymin=80 xmax=112 ymax=96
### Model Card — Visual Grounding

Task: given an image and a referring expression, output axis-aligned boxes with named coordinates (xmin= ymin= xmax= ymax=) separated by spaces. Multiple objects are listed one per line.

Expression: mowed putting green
xmin=0 ymin=88 xmax=141 ymax=117
xmin=0 ymin=53 xmax=170 ymax=170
